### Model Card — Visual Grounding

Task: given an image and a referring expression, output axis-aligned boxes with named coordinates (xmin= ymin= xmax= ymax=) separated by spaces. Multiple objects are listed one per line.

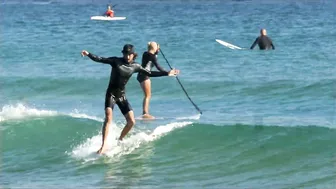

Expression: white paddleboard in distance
xmin=90 ymin=16 xmax=126 ymax=21
xmin=215 ymin=39 xmax=243 ymax=50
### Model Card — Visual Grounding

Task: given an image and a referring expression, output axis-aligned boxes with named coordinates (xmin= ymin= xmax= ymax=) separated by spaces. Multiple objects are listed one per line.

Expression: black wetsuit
xmin=137 ymin=51 xmax=169 ymax=83
xmin=250 ymin=35 xmax=275 ymax=50
xmin=87 ymin=53 xmax=168 ymax=114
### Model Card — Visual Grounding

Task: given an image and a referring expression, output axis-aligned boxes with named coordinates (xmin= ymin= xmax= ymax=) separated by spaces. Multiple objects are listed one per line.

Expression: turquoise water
xmin=1 ymin=0 xmax=336 ymax=188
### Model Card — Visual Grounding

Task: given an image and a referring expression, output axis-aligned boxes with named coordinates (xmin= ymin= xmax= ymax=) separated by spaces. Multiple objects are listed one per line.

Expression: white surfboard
xmin=90 ymin=16 xmax=126 ymax=21
xmin=135 ymin=114 xmax=201 ymax=121
xmin=215 ymin=39 xmax=243 ymax=50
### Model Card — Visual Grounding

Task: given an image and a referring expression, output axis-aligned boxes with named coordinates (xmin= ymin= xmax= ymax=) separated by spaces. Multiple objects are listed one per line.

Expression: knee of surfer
xmin=104 ymin=108 xmax=113 ymax=118
xmin=144 ymin=94 xmax=151 ymax=99
xmin=127 ymin=118 xmax=136 ymax=127
xmin=104 ymin=116 xmax=113 ymax=124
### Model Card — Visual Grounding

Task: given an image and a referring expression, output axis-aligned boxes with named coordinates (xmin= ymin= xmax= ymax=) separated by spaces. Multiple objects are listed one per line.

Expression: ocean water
xmin=1 ymin=0 xmax=336 ymax=188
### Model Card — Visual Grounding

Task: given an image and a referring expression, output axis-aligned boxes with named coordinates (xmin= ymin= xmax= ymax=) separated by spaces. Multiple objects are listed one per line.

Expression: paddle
xmin=159 ymin=49 xmax=203 ymax=115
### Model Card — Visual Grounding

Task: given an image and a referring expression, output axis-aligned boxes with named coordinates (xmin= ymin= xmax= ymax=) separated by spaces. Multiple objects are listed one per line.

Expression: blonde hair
xmin=147 ymin=41 xmax=159 ymax=51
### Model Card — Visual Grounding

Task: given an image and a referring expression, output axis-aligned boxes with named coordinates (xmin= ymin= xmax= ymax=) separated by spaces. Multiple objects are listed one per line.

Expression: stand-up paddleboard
xmin=90 ymin=16 xmax=126 ymax=21
xmin=215 ymin=39 xmax=243 ymax=50
xmin=135 ymin=114 xmax=201 ymax=121
xmin=135 ymin=114 xmax=161 ymax=121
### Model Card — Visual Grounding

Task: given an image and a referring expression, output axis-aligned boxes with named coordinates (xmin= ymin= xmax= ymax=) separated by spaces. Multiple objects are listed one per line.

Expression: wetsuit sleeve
xmin=250 ymin=37 xmax=259 ymax=49
xmin=271 ymin=42 xmax=275 ymax=50
xmin=134 ymin=64 xmax=168 ymax=77
xmin=152 ymin=57 xmax=169 ymax=74
xmin=87 ymin=53 xmax=116 ymax=66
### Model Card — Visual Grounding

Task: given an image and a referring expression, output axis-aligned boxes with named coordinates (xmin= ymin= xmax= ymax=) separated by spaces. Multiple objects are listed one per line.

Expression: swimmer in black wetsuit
xmin=81 ymin=44 xmax=180 ymax=154
xmin=250 ymin=29 xmax=275 ymax=50
xmin=136 ymin=41 xmax=171 ymax=119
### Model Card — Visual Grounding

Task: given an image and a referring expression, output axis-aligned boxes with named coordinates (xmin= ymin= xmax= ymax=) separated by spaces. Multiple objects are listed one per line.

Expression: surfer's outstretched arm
xmin=81 ymin=50 xmax=117 ymax=66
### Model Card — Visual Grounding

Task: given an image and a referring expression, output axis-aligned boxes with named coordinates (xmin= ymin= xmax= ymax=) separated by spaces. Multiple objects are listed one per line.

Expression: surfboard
xmin=215 ymin=39 xmax=243 ymax=50
xmin=135 ymin=114 xmax=201 ymax=121
xmin=90 ymin=16 xmax=126 ymax=21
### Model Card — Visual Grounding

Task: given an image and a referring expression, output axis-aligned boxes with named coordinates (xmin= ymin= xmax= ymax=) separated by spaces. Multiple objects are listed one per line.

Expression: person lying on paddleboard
xmin=136 ymin=42 xmax=172 ymax=119
xmin=81 ymin=44 xmax=179 ymax=154
xmin=105 ymin=5 xmax=114 ymax=17
xmin=250 ymin=29 xmax=275 ymax=50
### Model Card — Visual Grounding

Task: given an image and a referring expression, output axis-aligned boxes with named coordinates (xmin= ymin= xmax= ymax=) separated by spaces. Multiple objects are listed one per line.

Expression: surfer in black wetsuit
xmin=81 ymin=44 xmax=179 ymax=154
xmin=250 ymin=29 xmax=275 ymax=50
xmin=136 ymin=41 xmax=171 ymax=119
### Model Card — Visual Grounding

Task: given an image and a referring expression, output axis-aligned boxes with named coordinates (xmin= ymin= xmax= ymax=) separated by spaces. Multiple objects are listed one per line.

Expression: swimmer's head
xmin=147 ymin=41 xmax=160 ymax=54
xmin=260 ymin=29 xmax=267 ymax=36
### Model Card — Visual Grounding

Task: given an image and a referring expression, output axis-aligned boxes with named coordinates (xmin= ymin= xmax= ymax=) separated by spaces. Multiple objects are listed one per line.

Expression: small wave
xmin=0 ymin=104 xmax=57 ymax=122
xmin=68 ymin=110 xmax=104 ymax=123
xmin=70 ymin=121 xmax=193 ymax=162
xmin=0 ymin=103 xmax=106 ymax=123
xmin=32 ymin=1 xmax=53 ymax=5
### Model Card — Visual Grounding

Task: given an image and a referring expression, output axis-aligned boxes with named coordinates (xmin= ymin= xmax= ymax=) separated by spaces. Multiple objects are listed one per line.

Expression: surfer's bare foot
xmin=97 ymin=146 xmax=107 ymax=154
xmin=142 ymin=114 xmax=155 ymax=119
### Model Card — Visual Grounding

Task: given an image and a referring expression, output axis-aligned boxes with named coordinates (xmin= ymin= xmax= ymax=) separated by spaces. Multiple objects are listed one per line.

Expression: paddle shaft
xmin=107 ymin=4 xmax=117 ymax=8
xmin=159 ymin=49 xmax=202 ymax=114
